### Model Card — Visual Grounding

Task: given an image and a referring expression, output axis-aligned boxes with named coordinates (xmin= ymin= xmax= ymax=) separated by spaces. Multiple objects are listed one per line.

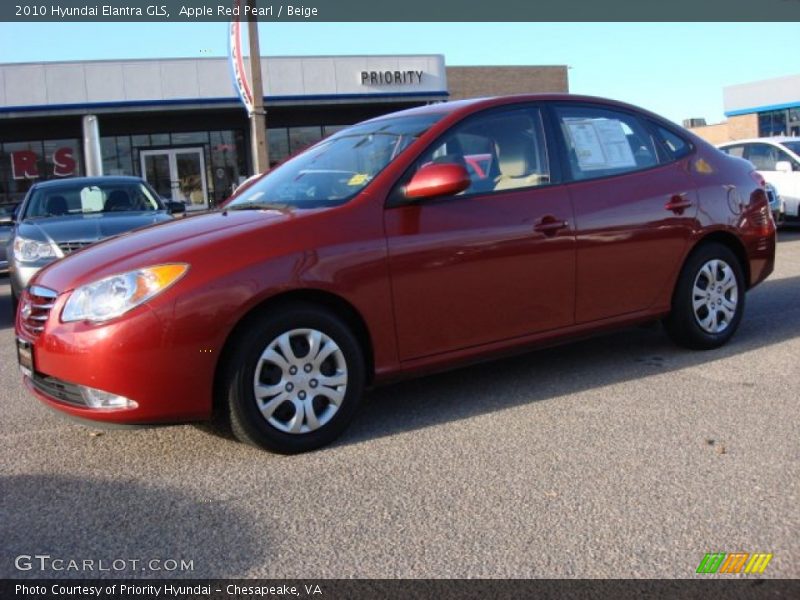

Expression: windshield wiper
xmin=226 ymin=201 xmax=291 ymax=212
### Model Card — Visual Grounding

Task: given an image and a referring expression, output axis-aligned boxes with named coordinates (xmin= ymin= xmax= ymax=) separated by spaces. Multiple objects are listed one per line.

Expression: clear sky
xmin=1 ymin=22 xmax=798 ymax=125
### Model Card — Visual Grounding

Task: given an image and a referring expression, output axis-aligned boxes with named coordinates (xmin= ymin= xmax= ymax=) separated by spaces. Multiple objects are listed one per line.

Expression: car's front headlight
xmin=62 ymin=264 xmax=189 ymax=323
xmin=13 ymin=236 xmax=57 ymax=263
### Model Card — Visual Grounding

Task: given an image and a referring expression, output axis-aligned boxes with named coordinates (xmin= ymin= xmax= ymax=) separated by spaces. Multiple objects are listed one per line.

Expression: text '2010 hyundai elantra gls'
xmin=15 ymin=95 xmax=775 ymax=453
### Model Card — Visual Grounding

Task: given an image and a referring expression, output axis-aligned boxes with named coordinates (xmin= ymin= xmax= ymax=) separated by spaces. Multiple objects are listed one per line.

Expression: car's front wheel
xmin=222 ymin=304 xmax=365 ymax=454
xmin=664 ymin=242 xmax=745 ymax=350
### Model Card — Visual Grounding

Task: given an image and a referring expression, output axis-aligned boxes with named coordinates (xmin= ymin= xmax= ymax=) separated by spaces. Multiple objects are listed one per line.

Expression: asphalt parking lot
xmin=1 ymin=232 xmax=798 ymax=579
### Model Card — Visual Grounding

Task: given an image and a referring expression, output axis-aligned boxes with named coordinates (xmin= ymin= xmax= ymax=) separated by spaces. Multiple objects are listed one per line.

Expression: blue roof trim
xmin=0 ymin=91 xmax=450 ymax=115
xmin=725 ymin=100 xmax=800 ymax=117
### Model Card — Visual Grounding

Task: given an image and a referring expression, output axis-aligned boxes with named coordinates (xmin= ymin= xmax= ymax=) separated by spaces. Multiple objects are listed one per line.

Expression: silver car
xmin=0 ymin=204 xmax=16 ymax=273
xmin=6 ymin=176 xmax=184 ymax=312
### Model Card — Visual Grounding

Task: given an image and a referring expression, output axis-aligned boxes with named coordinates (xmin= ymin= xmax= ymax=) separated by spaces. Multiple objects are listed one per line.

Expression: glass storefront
xmin=758 ymin=107 xmax=800 ymax=137
xmin=1 ymin=125 xmax=352 ymax=208
xmin=0 ymin=139 xmax=82 ymax=207
xmin=0 ymin=129 xmax=250 ymax=210
xmin=267 ymin=125 xmax=348 ymax=167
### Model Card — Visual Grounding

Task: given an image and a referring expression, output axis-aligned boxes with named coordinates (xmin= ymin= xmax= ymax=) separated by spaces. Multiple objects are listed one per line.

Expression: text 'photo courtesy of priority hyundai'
xmin=14 ymin=95 xmax=776 ymax=454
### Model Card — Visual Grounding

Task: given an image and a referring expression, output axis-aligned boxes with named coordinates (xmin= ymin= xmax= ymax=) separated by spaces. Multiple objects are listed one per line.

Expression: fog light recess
xmin=79 ymin=386 xmax=138 ymax=410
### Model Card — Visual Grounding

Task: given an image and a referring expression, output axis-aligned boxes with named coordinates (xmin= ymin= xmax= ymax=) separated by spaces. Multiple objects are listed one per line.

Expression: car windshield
xmin=226 ymin=113 xmax=443 ymax=210
xmin=780 ymin=141 xmax=800 ymax=156
xmin=24 ymin=181 xmax=162 ymax=219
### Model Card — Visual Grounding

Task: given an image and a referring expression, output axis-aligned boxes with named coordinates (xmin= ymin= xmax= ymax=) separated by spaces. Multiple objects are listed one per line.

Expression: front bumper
xmin=16 ymin=288 xmax=218 ymax=425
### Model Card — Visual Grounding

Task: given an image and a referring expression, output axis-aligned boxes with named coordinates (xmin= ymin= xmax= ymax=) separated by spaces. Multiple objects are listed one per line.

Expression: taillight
xmin=750 ymin=170 xmax=766 ymax=188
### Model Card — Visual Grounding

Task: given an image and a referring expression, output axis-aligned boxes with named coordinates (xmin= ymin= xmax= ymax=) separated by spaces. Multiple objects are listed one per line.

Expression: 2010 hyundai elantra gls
xmin=15 ymin=95 xmax=776 ymax=453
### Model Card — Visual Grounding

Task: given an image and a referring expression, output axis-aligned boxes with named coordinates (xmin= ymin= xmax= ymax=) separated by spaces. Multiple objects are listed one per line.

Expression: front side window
xmin=555 ymin=105 xmax=658 ymax=181
xmin=23 ymin=182 xmax=162 ymax=219
xmin=776 ymin=146 xmax=800 ymax=170
xmin=744 ymin=144 xmax=780 ymax=171
xmin=720 ymin=145 xmax=745 ymax=158
xmin=227 ymin=114 xmax=443 ymax=210
xmin=407 ymin=107 xmax=550 ymax=196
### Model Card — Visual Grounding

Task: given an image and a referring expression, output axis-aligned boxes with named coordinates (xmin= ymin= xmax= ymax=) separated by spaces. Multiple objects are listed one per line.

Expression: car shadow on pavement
xmin=341 ymin=273 xmax=800 ymax=448
xmin=0 ymin=474 xmax=269 ymax=579
xmin=0 ymin=276 xmax=12 ymax=331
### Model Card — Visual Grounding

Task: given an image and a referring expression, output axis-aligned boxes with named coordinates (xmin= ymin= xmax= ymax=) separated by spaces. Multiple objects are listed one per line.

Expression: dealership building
xmin=688 ymin=73 xmax=800 ymax=144
xmin=0 ymin=55 xmax=568 ymax=210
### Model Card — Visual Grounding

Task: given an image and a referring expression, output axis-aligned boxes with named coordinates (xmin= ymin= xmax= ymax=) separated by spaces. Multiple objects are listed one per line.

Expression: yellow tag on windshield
xmin=347 ymin=173 xmax=368 ymax=186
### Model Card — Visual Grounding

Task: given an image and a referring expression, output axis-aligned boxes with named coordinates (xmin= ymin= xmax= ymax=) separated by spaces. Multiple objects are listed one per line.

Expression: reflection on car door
xmin=384 ymin=106 xmax=576 ymax=361
xmin=553 ymin=104 xmax=698 ymax=324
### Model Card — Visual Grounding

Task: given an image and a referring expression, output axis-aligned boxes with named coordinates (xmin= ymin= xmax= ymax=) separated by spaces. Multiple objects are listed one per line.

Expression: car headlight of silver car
xmin=13 ymin=236 xmax=58 ymax=263
xmin=62 ymin=264 xmax=189 ymax=323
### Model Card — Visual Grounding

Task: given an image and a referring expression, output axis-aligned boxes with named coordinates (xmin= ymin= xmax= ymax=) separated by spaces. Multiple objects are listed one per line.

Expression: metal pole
xmin=82 ymin=115 xmax=103 ymax=176
xmin=246 ymin=0 xmax=269 ymax=174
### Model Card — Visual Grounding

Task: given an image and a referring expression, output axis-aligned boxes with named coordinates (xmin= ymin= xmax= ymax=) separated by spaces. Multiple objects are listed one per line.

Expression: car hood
xmin=32 ymin=207 xmax=316 ymax=292
xmin=18 ymin=212 xmax=172 ymax=244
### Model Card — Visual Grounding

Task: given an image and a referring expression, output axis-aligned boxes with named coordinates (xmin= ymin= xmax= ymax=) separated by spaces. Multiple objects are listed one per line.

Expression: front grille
xmin=20 ymin=285 xmax=57 ymax=337
xmin=31 ymin=372 xmax=85 ymax=406
xmin=58 ymin=241 xmax=93 ymax=255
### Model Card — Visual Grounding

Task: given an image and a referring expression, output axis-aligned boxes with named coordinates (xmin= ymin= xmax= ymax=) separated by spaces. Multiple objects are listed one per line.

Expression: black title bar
xmin=3 ymin=579 xmax=800 ymax=600
xmin=3 ymin=0 xmax=800 ymax=22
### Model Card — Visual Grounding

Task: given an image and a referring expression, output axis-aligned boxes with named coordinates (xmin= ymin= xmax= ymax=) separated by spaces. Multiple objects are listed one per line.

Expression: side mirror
xmin=405 ymin=163 xmax=471 ymax=200
xmin=775 ymin=160 xmax=793 ymax=173
xmin=166 ymin=201 xmax=186 ymax=215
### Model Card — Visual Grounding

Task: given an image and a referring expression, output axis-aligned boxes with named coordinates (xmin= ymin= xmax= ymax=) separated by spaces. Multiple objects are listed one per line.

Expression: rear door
xmin=551 ymin=103 xmax=698 ymax=324
xmin=384 ymin=105 xmax=576 ymax=361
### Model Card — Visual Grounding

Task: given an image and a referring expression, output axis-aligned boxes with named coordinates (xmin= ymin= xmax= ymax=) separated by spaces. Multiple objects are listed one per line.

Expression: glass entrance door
xmin=141 ymin=148 xmax=208 ymax=211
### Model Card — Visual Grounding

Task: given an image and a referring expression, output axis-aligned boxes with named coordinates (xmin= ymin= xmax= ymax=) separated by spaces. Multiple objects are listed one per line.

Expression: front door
xmin=385 ymin=106 xmax=576 ymax=361
xmin=141 ymin=148 xmax=209 ymax=211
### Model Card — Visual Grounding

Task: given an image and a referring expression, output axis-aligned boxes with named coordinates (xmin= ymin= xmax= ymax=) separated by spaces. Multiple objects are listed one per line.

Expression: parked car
xmin=765 ymin=183 xmax=785 ymax=226
xmin=718 ymin=137 xmax=800 ymax=221
xmin=0 ymin=204 xmax=17 ymax=273
xmin=6 ymin=176 xmax=184 ymax=312
xmin=15 ymin=95 xmax=775 ymax=454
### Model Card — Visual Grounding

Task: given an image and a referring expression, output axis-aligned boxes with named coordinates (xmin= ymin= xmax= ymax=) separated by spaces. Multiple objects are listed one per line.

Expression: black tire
xmin=221 ymin=303 xmax=365 ymax=454
xmin=663 ymin=242 xmax=745 ymax=350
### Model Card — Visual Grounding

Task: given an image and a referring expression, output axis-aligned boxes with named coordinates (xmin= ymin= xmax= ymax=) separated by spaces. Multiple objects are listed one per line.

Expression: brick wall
xmin=689 ymin=114 xmax=759 ymax=145
xmin=446 ymin=66 xmax=569 ymax=100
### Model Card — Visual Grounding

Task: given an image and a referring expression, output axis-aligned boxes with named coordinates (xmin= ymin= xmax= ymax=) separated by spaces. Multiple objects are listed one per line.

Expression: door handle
xmin=665 ymin=193 xmax=692 ymax=214
xmin=534 ymin=216 xmax=568 ymax=235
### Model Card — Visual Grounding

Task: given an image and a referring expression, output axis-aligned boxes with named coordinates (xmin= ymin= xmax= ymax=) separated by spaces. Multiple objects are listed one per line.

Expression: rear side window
xmin=654 ymin=125 xmax=692 ymax=160
xmin=554 ymin=105 xmax=658 ymax=181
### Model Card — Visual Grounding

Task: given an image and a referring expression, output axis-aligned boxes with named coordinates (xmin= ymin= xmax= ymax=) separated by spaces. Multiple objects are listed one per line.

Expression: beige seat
xmin=493 ymin=131 xmax=542 ymax=191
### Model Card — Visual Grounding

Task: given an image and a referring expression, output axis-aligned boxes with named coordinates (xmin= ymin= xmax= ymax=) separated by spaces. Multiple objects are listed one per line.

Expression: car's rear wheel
xmin=664 ymin=242 xmax=745 ymax=350
xmin=222 ymin=304 xmax=365 ymax=454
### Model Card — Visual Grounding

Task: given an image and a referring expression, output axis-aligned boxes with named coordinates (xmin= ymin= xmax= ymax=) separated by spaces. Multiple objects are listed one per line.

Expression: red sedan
xmin=15 ymin=95 xmax=775 ymax=453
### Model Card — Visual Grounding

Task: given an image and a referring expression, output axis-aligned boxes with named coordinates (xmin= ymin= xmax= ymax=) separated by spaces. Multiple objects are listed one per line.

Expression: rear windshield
xmin=24 ymin=181 xmax=162 ymax=219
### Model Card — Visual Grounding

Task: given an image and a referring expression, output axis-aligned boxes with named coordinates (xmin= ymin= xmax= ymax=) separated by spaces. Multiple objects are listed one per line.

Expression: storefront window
xmin=289 ymin=126 xmax=324 ymax=156
xmin=0 ymin=140 xmax=82 ymax=206
xmin=759 ymin=109 xmax=789 ymax=137
xmin=268 ymin=128 xmax=290 ymax=167
xmin=101 ymin=136 xmax=132 ymax=176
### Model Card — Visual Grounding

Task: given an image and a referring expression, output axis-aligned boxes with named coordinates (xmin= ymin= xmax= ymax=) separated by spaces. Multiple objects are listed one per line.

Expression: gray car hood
xmin=17 ymin=212 xmax=172 ymax=245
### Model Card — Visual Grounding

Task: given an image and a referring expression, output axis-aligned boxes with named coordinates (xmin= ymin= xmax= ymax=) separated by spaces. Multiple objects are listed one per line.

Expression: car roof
xmin=31 ymin=176 xmax=146 ymax=189
xmin=364 ymin=93 xmax=679 ymax=125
